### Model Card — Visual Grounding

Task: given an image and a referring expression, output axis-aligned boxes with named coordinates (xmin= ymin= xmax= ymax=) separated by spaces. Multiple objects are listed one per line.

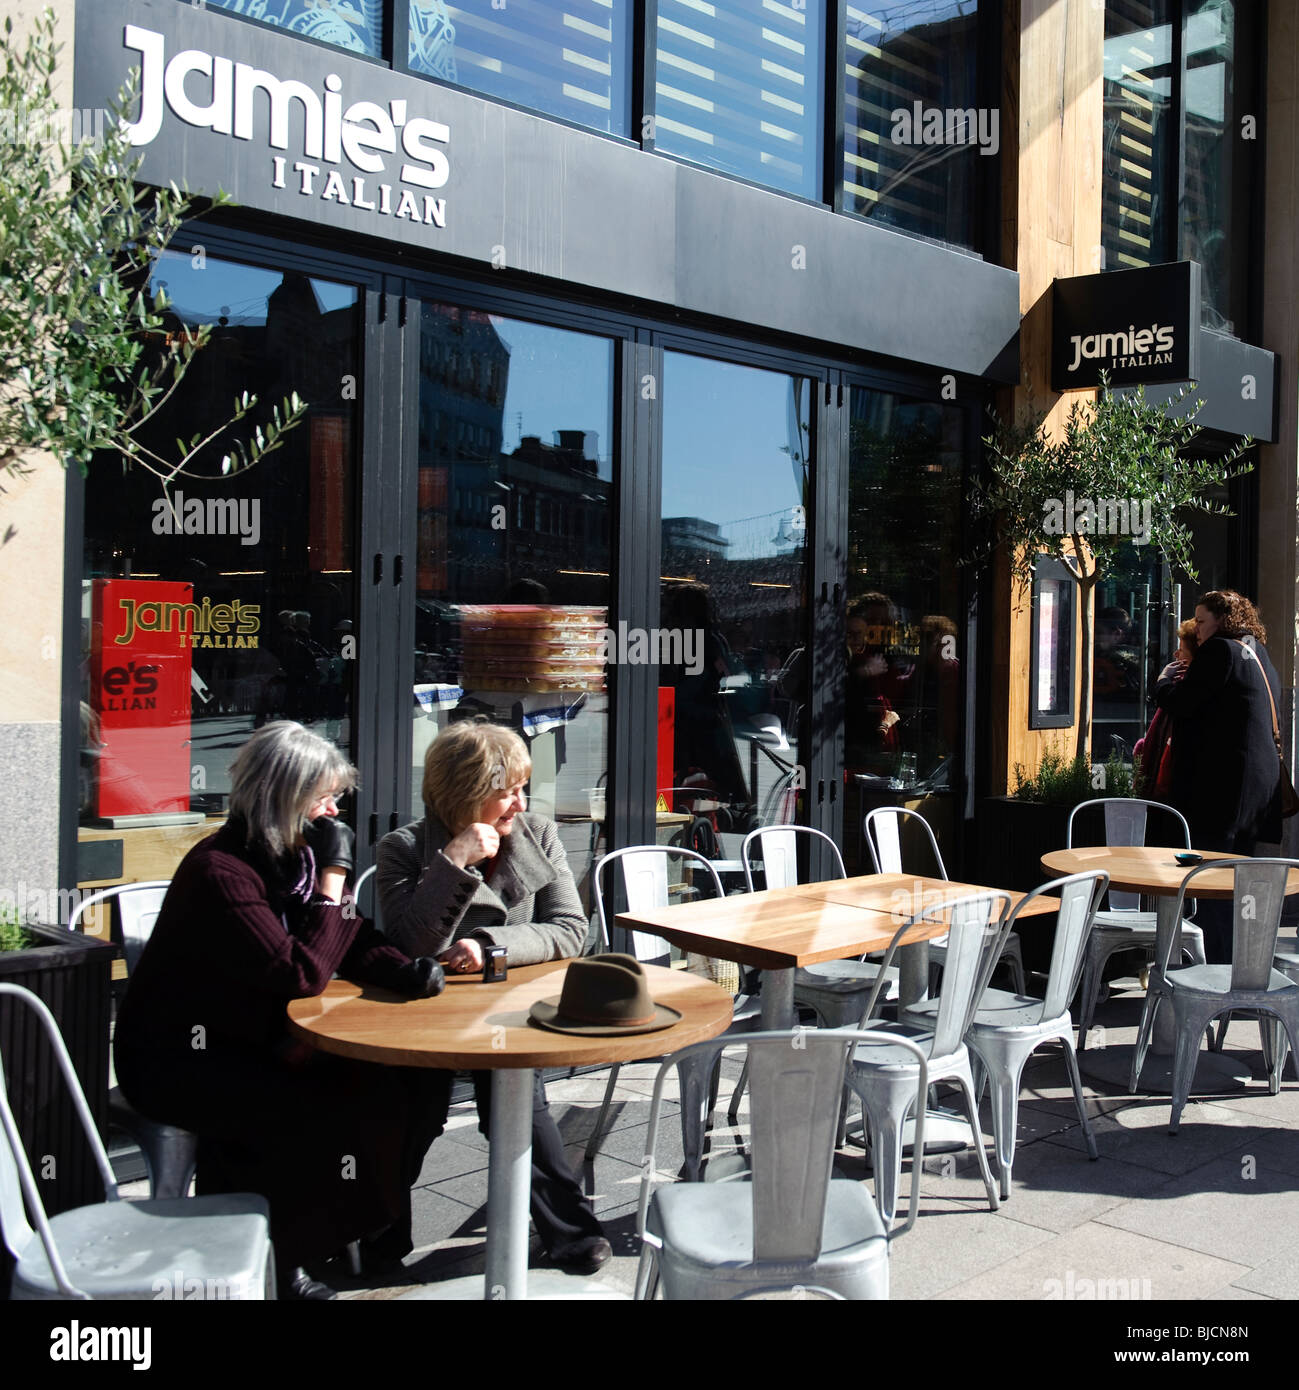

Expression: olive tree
xmin=972 ymin=380 xmax=1252 ymax=763
xmin=0 ymin=9 xmax=303 ymax=532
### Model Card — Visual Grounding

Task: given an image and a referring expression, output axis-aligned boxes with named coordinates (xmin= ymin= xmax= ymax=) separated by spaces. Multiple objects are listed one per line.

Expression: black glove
xmin=304 ymin=816 xmax=355 ymax=874
xmin=397 ymin=956 xmax=445 ymax=999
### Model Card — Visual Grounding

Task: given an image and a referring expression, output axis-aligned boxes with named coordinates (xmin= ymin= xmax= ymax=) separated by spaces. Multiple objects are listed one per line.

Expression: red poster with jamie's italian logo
xmin=90 ymin=579 xmax=194 ymax=818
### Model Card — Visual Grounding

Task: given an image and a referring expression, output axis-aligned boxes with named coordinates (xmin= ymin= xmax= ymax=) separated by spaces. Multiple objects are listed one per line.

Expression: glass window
xmin=658 ymin=353 xmax=811 ymax=871
xmin=841 ymin=1 xmax=984 ymax=248
xmin=80 ymin=252 xmax=360 ymax=879
xmin=842 ymin=387 xmax=964 ymax=871
xmin=195 ymin=0 xmax=384 ymax=56
xmin=412 ymin=305 xmax=615 ymax=923
xmin=651 ymin=0 xmax=825 ymax=200
xmin=408 ymin=1 xmax=633 ymax=138
xmin=1102 ymin=1 xmax=1174 ymax=274
xmin=1181 ymin=0 xmax=1237 ymax=330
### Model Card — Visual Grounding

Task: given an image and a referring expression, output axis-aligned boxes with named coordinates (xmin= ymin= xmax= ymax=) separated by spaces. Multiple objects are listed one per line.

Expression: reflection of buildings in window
xmin=408 ymin=0 xmax=458 ymax=80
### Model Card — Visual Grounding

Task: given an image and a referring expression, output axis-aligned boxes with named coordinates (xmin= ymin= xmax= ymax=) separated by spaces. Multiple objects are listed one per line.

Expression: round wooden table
xmin=287 ymin=960 xmax=732 ymax=1300
xmin=1041 ymin=846 xmax=1299 ymax=1092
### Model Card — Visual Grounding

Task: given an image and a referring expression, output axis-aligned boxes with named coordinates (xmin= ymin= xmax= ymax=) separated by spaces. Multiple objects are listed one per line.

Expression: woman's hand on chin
xmin=444 ymin=822 xmax=500 ymax=869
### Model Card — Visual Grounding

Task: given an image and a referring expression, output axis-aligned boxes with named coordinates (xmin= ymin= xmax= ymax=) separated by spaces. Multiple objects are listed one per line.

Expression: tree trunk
xmin=1076 ymin=574 xmax=1097 ymax=765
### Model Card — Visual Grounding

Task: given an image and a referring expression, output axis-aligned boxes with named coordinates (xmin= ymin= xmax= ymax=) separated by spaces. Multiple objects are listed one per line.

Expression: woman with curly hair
xmin=1156 ymin=590 xmax=1285 ymax=960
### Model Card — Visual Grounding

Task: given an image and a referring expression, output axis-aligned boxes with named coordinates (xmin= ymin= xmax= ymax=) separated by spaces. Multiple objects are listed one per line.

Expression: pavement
xmin=122 ymin=964 xmax=1299 ymax=1304
xmin=111 ymin=967 xmax=1297 ymax=1305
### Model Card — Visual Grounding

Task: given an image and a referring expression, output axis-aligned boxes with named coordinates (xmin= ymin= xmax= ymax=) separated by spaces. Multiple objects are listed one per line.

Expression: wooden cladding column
xmin=990 ymin=0 xmax=1104 ymax=791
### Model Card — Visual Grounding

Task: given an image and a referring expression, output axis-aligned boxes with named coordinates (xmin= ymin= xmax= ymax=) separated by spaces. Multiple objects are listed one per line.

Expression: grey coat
xmin=375 ymin=812 xmax=588 ymax=966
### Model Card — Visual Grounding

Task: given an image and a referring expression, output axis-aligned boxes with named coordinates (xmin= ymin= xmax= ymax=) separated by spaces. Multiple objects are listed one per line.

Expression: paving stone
xmin=1228 ymin=1258 xmax=1299 ymax=1299
xmin=936 ymin=1222 xmax=1250 ymax=1301
xmin=1043 ymin=1097 xmax=1271 ymax=1175
xmin=1096 ymin=1155 xmax=1299 ymax=1267
xmin=887 ymin=1204 xmax=1056 ymax=1300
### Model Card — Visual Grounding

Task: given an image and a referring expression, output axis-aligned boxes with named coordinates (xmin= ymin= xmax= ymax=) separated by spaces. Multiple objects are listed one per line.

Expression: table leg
xmin=761 ymin=967 xmax=795 ymax=1030
xmin=484 ymin=1067 xmax=533 ymax=1301
xmin=897 ymin=941 xmax=930 ymax=1008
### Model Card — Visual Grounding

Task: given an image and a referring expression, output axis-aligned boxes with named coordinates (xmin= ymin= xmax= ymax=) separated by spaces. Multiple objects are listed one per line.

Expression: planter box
xmin=0 ymin=924 xmax=118 ymax=1218
xmin=975 ymin=797 xmax=1074 ymax=975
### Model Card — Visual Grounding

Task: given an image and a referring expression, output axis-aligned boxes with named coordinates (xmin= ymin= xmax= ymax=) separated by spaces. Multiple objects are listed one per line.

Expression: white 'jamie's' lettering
xmin=118 ymin=24 xmax=449 ymax=228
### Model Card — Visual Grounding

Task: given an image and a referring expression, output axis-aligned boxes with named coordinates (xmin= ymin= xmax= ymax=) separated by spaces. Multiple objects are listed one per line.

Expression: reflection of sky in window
xmin=488 ymin=316 xmax=614 ymax=480
xmin=1103 ymin=22 xmax=1172 ymax=97
xmin=148 ymin=251 xmax=357 ymax=325
xmin=1185 ymin=6 xmax=1229 ymax=124
xmin=662 ymin=353 xmax=807 ymax=550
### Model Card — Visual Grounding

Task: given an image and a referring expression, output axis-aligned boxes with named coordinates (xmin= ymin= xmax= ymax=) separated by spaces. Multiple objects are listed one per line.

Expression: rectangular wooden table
xmin=618 ymin=873 xmax=1061 ymax=1027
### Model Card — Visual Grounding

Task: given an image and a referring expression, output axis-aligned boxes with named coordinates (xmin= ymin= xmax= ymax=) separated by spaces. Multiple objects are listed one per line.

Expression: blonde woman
xmin=377 ymin=720 xmax=609 ymax=1273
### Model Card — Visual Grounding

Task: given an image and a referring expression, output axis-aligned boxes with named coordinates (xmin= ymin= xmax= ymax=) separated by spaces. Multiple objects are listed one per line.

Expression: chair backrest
xmin=922 ymin=892 xmax=1014 ymax=1057
xmin=1010 ymin=871 xmax=1110 ymax=1020
xmin=0 ymin=983 xmax=120 ymax=1297
xmin=740 ymin=825 xmax=845 ymax=892
xmin=1166 ymin=859 xmax=1299 ymax=992
xmin=637 ymin=1029 xmax=929 ymax=1260
xmin=68 ymin=881 xmax=171 ymax=976
xmin=863 ymin=807 xmax=948 ymax=880
xmin=593 ymin=845 xmax=724 ymax=961
xmin=353 ymin=864 xmax=378 ymax=927
xmin=1066 ymin=798 xmax=1190 ymax=912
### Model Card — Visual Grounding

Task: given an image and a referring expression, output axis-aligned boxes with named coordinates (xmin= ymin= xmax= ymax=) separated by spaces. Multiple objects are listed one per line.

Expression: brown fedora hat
xmin=529 ymin=954 xmax=682 ymax=1035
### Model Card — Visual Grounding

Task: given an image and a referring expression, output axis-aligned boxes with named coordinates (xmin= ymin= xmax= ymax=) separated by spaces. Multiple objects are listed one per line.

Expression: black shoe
xmin=278 ymin=1266 xmax=337 ymax=1301
xmin=549 ymin=1236 xmax=612 ymax=1275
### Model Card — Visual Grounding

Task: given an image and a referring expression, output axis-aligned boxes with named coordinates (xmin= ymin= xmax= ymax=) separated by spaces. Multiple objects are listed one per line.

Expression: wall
xmin=0 ymin=0 xmax=76 ymax=921
xmin=989 ymin=0 xmax=1104 ymax=792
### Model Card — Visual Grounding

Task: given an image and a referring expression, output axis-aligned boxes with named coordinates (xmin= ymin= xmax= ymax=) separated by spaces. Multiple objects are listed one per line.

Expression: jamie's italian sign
xmin=90 ymin=579 xmax=194 ymax=818
xmin=1051 ymin=262 xmax=1201 ymax=392
xmin=75 ymin=0 xmax=452 ymax=240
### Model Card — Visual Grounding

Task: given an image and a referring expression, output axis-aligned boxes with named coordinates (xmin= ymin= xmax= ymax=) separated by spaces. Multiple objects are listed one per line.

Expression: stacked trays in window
xmin=458 ymin=605 xmax=607 ymax=692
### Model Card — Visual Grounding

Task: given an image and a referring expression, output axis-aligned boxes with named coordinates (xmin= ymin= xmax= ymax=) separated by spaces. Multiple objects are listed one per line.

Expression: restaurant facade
xmin=1 ymin=0 xmax=1295 ymax=931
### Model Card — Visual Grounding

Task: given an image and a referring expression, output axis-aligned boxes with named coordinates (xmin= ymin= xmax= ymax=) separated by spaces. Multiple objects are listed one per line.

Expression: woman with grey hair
xmin=378 ymin=719 xmax=610 ymax=1273
xmin=114 ymin=721 xmax=445 ymax=1299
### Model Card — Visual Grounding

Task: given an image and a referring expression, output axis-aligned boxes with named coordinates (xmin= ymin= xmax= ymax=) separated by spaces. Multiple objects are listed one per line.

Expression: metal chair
xmin=586 ymin=846 xmax=762 ymax=1179
xmin=0 ymin=983 xmax=274 ymax=1300
xmin=634 ymin=1029 xmax=927 ymax=1301
xmin=741 ymin=825 xmax=900 ymax=1028
xmin=902 ymin=871 xmax=1108 ymax=1199
xmin=863 ymin=806 xmax=1026 ymax=993
xmin=1065 ymin=798 xmax=1206 ymax=1049
xmin=843 ymin=891 xmax=1012 ymax=1227
xmin=1127 ymin=859 xmax=1299 ymax=1128
xmin=69 ymin=883 xmax=198 ymax=1202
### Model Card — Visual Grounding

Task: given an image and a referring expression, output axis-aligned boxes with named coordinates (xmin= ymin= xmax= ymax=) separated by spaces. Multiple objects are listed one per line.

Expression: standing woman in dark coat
xmin=1156 ymin=590 xmax=1284 ymax=960
xmin=114 ymin=722 xmax=445 ymax=1299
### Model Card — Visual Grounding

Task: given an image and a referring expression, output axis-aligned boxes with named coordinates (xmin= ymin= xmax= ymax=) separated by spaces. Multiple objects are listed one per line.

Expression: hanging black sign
xmin=1051 ymin=262 xmax=1200 ymax=391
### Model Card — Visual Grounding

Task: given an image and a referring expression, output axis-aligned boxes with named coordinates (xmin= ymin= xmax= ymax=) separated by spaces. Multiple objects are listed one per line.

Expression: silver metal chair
xmin=1126 ymin=859 xmax=1299 ymax=1129
xmin=0 ymin=983 xmax=274 ymax=1300
xmin=741 ymin=824 xmax=899 ymax=1028
xmin=1065 ymin=798 xmax=1206 ymax=1049
xmin=635 ymin=1029 xmax=927 ymax=1301
xmin=843 ymin=891 xmax=1012 ymax=1227
xmin=586 ymin=846 xmax=761 ymax=1178
xmin=69 ymin=883 xmax=198 ymax=1202
xmin=902 ymin=871 xmax=1108 ymax=1199
xmin=864 ymin=806 xmax=1026 ymax=993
